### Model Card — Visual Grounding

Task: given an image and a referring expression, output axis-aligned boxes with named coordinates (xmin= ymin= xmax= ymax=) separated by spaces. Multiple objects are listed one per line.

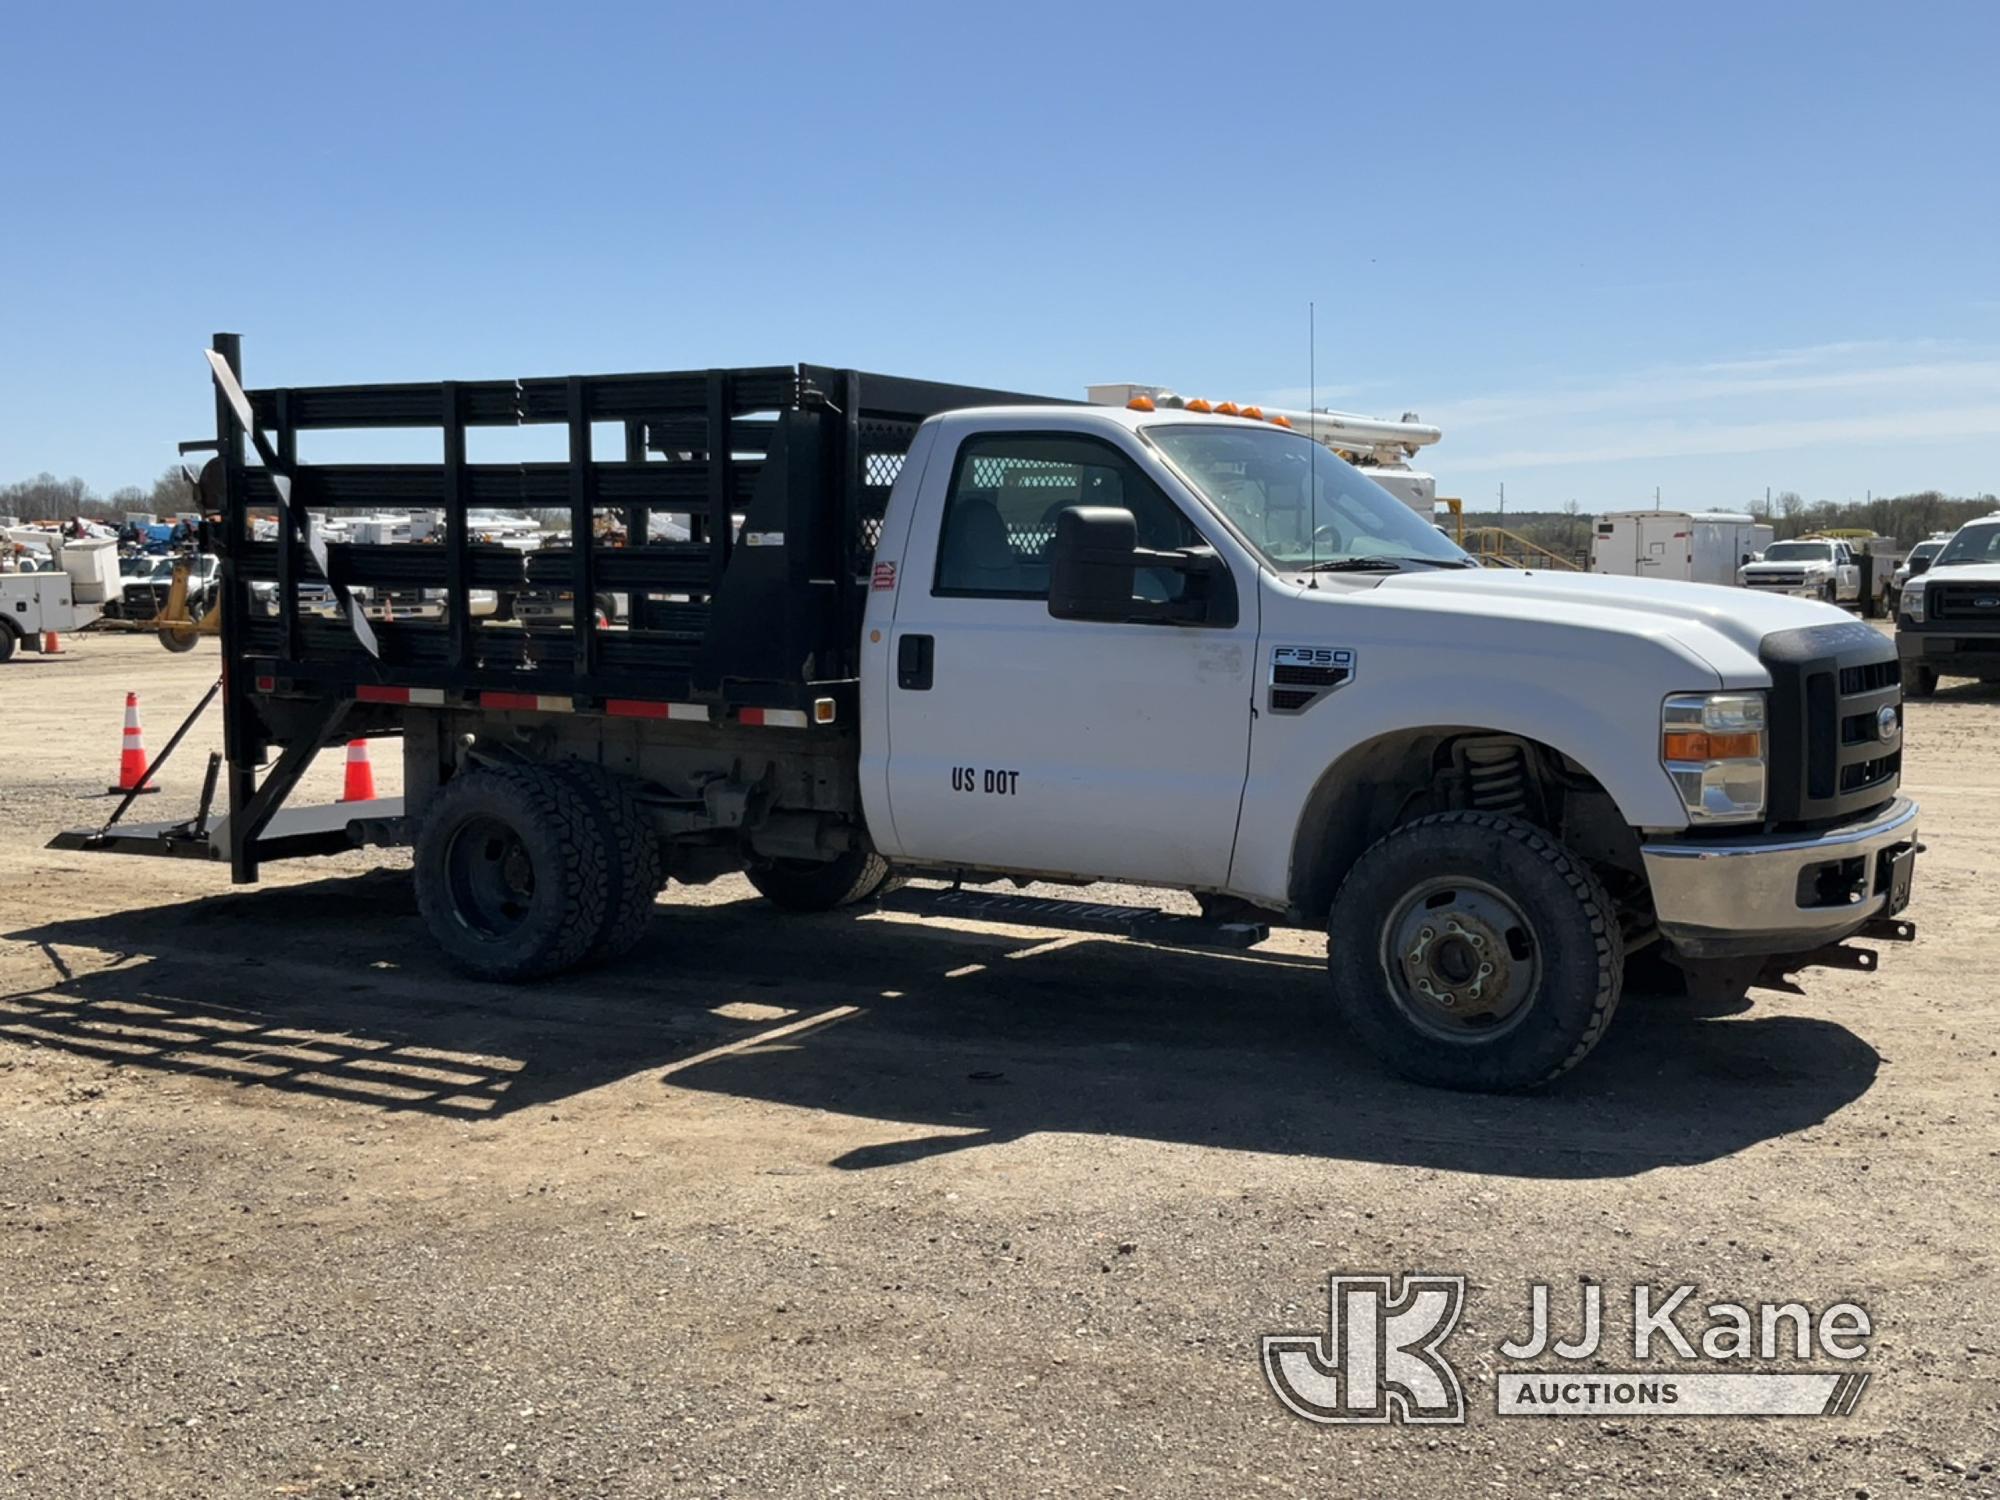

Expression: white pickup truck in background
xmin=1738 ymin=537 xmax=1862 ymax=604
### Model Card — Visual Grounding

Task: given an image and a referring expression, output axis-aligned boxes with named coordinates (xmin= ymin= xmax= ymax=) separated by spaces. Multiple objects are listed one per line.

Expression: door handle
xmin=897 ymin=633 xmax=934 ymax=691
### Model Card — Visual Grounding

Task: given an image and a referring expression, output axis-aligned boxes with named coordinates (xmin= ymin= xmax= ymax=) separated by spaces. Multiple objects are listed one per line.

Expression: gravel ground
xmin=1 ymin=632 xmax=1996 ymax=1498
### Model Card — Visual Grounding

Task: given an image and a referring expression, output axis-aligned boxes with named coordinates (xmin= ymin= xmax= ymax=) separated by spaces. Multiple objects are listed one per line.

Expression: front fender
xmin=1229 ymin=684 xmax=1698 ymax=913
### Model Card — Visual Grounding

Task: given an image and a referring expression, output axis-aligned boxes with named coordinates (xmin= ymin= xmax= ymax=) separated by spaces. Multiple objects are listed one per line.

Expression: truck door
xmin=879 ymin=422 xmax=1255 ymax=888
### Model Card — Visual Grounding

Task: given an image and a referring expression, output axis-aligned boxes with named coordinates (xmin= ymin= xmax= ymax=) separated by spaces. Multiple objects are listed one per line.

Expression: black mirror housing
xmin=1046 ymin=506 xmax=1237 ymax=627
xmin=1048 ymin=506 xmax=1140 ymax=621
xmin=1909 ymin=555 xmax=1932 ymax=577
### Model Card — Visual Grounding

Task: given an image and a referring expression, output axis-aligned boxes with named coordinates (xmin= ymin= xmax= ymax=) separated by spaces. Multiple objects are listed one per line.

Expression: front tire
xmin=745 ymin=849 xmax=892 ymax=913
xmin=1906 ymin=664 xmax=1938 ymax=698
xmin=0 ymin=625 xmax=16 ymax=664
xmin=1326 ymin=812 xmax=1621 ymax=1091
xmin=414 ymin=764 xmax=611 ymax=981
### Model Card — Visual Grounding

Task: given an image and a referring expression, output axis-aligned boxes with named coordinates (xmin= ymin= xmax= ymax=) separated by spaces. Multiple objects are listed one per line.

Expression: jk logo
xmin=1263 ymin=1274 xmax=1467 ymax=1425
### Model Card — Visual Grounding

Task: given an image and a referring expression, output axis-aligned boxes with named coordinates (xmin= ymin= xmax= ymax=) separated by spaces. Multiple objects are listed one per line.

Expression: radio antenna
xmin=1307 ymin=300 xmax=1319 ymax=587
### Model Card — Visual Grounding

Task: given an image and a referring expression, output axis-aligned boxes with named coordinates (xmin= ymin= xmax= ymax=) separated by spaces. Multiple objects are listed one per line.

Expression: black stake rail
xmin=207 ymin=334 xmax=1072 ymax=882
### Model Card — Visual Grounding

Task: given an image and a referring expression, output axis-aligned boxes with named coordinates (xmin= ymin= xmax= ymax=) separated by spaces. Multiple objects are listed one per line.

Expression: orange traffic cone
xmin=109 ymin=691 xmax=159 ymax=795
xmin=340 ymin=739 xmax=376 ymax=802
xmin=41 ymin=631 xmax=64 ymax=654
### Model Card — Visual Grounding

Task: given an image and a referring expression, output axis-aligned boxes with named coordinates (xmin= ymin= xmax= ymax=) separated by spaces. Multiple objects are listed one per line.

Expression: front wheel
xmin=0 ymin=626 xmax=16 ymax=664
xmin=745 ymin=849 xmax=892 ymax=912
xmin=1326 ymin=812 xmax=1621 ymax=1091
xmin=1906 ymin=664 xmax=1938 ymax=698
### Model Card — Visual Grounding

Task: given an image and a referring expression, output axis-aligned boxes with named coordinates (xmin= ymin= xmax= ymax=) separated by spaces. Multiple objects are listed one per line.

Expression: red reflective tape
xmin=606 ymin=698 xmax=670 ymax=720
xmin=356 ymin=684 xmax=409 ymax=704
xmin=481 ymin=691 xmax=540 ymax=711
xmin=255 ymin=675 xmax=276 ymax=693
xmin=738 ymin=707 xmax=766 ymax=726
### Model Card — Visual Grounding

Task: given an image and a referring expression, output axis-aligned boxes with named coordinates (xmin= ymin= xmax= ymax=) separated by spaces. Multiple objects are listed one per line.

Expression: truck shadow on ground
xmin=3 ymin=871 xmax=1880 ymax=1179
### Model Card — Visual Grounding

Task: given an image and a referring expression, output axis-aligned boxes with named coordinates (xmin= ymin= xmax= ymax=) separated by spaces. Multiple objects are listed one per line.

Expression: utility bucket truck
xmin=51 ymin=337 xmax=1921 ymax=1093
xmin=1087 ymin=385 xmax=1444 ymax=517
xmin=1 ymin=527 xmax=124 ymax=660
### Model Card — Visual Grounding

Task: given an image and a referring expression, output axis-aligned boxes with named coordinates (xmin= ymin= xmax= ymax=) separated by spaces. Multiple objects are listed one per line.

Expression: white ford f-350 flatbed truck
xmin=54 ymin=337 xmax=1920 ymax=1092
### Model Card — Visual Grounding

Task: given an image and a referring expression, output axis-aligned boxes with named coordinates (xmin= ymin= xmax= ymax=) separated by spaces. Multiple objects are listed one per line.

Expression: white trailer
xmin=0 ymin=528 xmax=124 ymax=660
xmin=1591 ymin=510 xmax=1772 ymax=587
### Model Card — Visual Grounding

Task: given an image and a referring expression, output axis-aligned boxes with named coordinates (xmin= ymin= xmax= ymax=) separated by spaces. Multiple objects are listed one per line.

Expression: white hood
xmin=1359 ymin=567 xmax=1854 ymax=682
xmin=1917 ymin=562 xmax=2000 ymax=588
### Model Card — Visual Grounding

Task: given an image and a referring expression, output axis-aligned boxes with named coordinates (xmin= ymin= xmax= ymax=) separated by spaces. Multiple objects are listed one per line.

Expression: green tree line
xmin=1461 ymin=489 xmax=1998 ymax=561
xmin=0 ymin=468 xmax=193 ymax=523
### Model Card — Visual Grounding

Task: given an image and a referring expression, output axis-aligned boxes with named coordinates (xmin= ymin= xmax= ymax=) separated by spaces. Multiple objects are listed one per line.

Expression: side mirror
xmin=1046 ymin=505 xmax=1235 ymax=627
xmin=1909 ymin=554 xmax=1933 ymax=577
xmin=1047 ymin=506 xmax=1138 ymax=621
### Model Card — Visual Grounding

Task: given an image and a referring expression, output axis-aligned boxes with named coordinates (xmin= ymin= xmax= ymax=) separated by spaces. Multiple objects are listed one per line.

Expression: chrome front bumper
xmin=1741 ymin=582 xmax=1823 ymax=598
xmin=1640 ymin=797 xmax=1919 ymax=958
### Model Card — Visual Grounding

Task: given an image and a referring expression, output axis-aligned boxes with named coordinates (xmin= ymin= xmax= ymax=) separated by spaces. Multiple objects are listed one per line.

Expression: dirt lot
xmin=1 ymin=632 xmax=1996 ymax=1498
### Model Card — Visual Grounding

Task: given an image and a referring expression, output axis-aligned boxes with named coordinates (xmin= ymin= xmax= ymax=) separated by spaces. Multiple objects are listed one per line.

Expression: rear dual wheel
xmin=414 ymin=762 xmax=664 ymax=981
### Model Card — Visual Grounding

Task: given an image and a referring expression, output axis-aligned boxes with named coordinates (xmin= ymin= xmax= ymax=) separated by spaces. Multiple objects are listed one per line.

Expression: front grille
xmin=1931 ymin=583 xmax=2000 ymax=622
xmin=1839 ymin=660 xmax=1900 ymax=694
xmin=1760 ymin=620 xmax=1902 ymax=826
xmin=1841 ymin=752 xmax=1900 ymax=793
xmin=1748 ymin=572 xmax=1806 ymax=587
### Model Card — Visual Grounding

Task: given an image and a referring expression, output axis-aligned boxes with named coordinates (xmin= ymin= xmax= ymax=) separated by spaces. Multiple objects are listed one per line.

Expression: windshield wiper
xmin=1301 ymin=556 xmax=1400 ymax=572
xmin=1300 ymin=555 xmax=1474 ymax=573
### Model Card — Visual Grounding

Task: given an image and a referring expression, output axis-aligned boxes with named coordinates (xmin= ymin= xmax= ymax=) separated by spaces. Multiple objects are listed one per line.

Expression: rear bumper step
xmin=49 ymin=797 xmax=406 ymax=864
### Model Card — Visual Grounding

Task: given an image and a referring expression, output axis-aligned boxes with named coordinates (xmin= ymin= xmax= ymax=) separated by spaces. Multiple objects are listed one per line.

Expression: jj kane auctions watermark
xmin=1263 ymin=1274 xmax=1873 ymax=1424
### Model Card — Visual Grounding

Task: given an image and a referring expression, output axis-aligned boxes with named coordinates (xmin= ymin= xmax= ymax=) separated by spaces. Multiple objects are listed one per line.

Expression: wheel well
xmin=1286 ymin=728 xmax=1640 ymax=927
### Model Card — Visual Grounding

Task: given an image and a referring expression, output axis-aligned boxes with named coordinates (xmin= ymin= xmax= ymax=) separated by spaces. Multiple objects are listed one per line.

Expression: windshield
xmin=1909 ymin=541 xmax=1945 ymax=564
xmin=1761 ymin=541 xmax=1832 ymax=562
xmin=1935 ymin=524 xmax=2000 ymax=567
xmin=1143 ymin=423 xmax=1469 ymax=570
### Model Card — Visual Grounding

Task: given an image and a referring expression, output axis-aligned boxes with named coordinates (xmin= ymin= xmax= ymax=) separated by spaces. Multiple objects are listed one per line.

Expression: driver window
xmin=934 ymin=432 xmax=1201 ymax=600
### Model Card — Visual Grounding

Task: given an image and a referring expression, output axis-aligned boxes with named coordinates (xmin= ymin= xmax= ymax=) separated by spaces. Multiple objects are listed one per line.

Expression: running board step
xmin=876 ymin=887 xmax=1268 ymax=950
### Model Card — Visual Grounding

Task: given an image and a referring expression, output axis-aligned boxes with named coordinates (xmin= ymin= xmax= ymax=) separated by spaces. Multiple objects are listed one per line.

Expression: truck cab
xmin=858 ymin=405 xmax=1916 ymax=1087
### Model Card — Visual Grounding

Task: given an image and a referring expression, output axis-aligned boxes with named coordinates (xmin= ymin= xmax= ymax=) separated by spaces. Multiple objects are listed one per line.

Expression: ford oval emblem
xmin=1877 ymin=704 xmax=1901 ymax=742
xmin=1976 ymin=596 xmax=2000 ymax=609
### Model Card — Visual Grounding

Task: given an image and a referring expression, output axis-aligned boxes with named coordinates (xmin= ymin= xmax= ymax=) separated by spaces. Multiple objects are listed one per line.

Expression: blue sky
xmin=3 ymin=1 xmax=1996 ymax=511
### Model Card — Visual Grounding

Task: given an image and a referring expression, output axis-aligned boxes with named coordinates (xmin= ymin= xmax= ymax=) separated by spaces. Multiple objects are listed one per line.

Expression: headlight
xmin=1662 ymin=691 xmax=1767 ymax=824
xmin=1904 ymin=584 xmax=1925 ymax=622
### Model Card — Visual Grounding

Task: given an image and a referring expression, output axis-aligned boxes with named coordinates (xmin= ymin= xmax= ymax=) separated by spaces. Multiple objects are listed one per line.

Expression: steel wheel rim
xmin=1377 ymin=875 xmax=1542 ymax=1042
xmin=444 ymin=815 xmax=537 ymax=939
